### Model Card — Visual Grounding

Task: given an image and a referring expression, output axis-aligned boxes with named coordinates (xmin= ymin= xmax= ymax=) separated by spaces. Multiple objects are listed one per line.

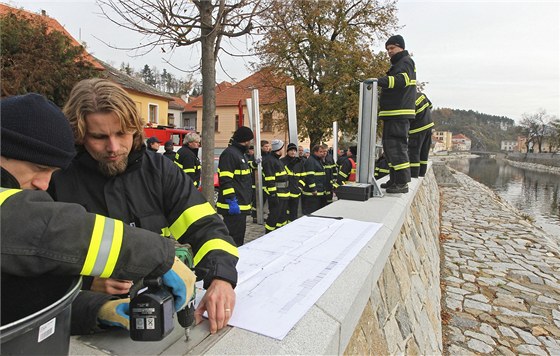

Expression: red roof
xmin=452 ymin=134 xmax=470 ymax=140
xmin=0 ymin=4 xmax=104 ymax=70
xmin=189 ymin=68 xmax=290 ymax=108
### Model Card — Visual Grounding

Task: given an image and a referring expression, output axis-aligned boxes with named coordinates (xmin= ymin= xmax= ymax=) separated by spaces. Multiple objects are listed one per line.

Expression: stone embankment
xmin=440 ymin=169 xmax=560 ymax=355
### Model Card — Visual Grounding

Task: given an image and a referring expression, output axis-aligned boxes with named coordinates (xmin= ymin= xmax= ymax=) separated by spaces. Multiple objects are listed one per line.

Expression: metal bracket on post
xmin=357 ymin=79 xmax=383 ymax=197
xmin=251 ymin=90 xmax=265 ymax=225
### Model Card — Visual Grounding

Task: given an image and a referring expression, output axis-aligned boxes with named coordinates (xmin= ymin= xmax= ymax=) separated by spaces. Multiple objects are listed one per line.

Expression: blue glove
xmin=162 ymin=257 xmax=196 ymax=312
xmin=98 ymin=298 xmax=130 ymax=329
xmin=225 ymin=196 xmax=241 ymax=215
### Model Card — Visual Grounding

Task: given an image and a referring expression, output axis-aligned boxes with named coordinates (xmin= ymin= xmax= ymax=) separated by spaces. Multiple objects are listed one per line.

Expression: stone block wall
xmin=345 ymin=171 xmax=442 ymax=355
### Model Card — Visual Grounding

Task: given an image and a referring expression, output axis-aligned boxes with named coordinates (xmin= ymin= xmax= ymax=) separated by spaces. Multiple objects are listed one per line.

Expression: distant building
xmin=432 ymin=139 xmax=446 ymax=153
xmin=501 ymin=140 xmax=517 ymax=152
xmin=452 ymin=134 xmax=472 ymax=151
xmin=433 ymin=131 xmax=453 ymax=151
xmin=517 ymin=136 xmax=528 ymax=153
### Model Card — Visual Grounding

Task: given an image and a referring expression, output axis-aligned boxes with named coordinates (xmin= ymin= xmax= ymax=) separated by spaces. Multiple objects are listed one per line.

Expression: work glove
xmin=162 ymin=257 xmax=196 ymax=312
xmin=254 ymin=157 xmax=262 ymax=165
xmin=225 ymin=196 xmax=241 ymax=215
xmin=98 ymin=298 xmax=130 ymax=329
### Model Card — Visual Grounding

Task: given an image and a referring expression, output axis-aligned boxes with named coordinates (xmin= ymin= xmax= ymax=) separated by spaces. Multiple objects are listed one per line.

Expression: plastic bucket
xmin=0 ymin=277 xmax=82 ymax=355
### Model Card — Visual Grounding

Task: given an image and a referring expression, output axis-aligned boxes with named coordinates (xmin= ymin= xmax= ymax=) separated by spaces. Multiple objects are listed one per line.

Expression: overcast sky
xmin=7 ymin=0 xmax=560 ymax=122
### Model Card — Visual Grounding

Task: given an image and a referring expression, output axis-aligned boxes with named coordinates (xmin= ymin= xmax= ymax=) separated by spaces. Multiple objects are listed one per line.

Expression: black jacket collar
xmin=1 ymin=167 xmax=20 ymax=188
xmin=390 ymin=50 xmax=410 ymax=65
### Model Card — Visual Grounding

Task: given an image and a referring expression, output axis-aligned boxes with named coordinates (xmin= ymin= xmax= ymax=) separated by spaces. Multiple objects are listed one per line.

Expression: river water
xmin=446 ymin=157 xmax=560 ymax=241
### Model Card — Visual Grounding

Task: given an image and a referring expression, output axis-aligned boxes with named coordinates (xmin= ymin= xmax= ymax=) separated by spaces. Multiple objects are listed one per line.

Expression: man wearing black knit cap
xmin=217 ymin=126 xmax=254 ymax=245
xmin=0 ymin=93 xmax=194 ymax=339
xmin=377 ymin=34 xmax=416 ymax=194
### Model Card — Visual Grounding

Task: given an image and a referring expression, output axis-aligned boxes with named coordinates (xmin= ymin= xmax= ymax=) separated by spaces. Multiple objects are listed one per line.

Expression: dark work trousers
xmin=382 ymin=119 xmax=411 ymax=185
xmin=302 ymin=195 xmax=322 ymax=215
xmin=222 ymin=214 xmax=247 ymax=246
xmin=265 ymin=196 xmax=288 ymax=233
xmin=286 ymin=197 xmax=300 ymax=222
xmin=408 ymin=128 xmax=432 ymax=178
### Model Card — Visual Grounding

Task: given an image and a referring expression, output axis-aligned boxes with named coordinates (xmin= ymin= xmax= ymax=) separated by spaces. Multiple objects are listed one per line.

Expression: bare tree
xmin=97 ymin=0 xmax=264 ymax=204
xmin=519 ymin=109 xmax=553 ymax=153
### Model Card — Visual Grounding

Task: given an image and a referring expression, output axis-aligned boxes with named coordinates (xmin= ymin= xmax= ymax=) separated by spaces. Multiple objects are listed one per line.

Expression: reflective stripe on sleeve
xmin=193 ymin=238 xmax=239 ymax=266
xmin=0 ymin=188 xmax=21 ymax=204
xmin=169 ymin=202 xmax=217 ymax=240
xmin=80 ymin=215 xmax=123 ymax=278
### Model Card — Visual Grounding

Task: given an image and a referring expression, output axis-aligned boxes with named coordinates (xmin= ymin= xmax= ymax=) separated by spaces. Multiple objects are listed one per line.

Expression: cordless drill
xmin=129 ymin=247 xmax=196 ymax=342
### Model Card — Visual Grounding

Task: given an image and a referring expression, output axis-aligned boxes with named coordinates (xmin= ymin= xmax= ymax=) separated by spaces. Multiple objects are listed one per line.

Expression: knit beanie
xmin=271 ymin=139 xmax=284 ymax=152
xmin=1 ymin=93 xmax=76 ymax=169
xmin=287 ymin=143 xmax=297 ymax=152
xmin=385 ymin=35 xmax=405 ymax=49
xmin=232 ymin=126 xmax=254 ymax=143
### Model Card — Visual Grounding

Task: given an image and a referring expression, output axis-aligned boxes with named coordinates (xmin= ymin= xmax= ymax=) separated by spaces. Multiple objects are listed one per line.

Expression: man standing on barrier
xmin=377 ymin=34 xmax=416 ymax=194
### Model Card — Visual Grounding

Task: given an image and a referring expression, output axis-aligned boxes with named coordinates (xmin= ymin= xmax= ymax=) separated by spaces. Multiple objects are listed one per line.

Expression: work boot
xmin=386 ymin=184 xmax=408 ymax=194
xmin=380 ymin=180 xmax=393 ymax=189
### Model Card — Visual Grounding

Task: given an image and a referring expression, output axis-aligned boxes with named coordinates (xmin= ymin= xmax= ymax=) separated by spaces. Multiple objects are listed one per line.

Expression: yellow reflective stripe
xmin=0 ymin=188 xmax=22 ymax=205
xmin=416 ymin=102 xmax=430 ymax=115
xmin=193 ymin=181 xmax=199 ymax=187
xmin=388 ymin=76 xmax=395 ymax=88
xmin=216 ymin=202 xmax=251 ymax=211
xmin=222 ymin=187 xmax=235 ymax=196
xmin=80 ymin=215 xmax=105 ymax=276
xmin=339 ymin=171 xmax=349 ymax=178
xmin=410 ymin=163 xmax=421 ymax=167
xmin=161 ymin=227 xmax=171 ymax=237
xmin=174 ymin=161 xmax=184 ymax=169
xmin=100 ymin=220 xmax=123 ymax=278
xmin=277 ymin=192 xmax=290 ymax=198
xmin=415 ymin=94 xmax=426 ymax=106
xmin=309 ymin=183 xmax=316 ymax=188
xmin=234 ymin=169 xmax=251 ymax=175
xmin=265 ymin=223 xmax=275 ymax=231
xmin=219 ymin=170 xmax=234 ymax=178
xmin=401 ymin=72 xmax=410 ymax=86
xmin=299 ymin=180 xmax=306 ymax=186
xmin=268 ymin=187 xmax=277 ymax=192
xmin=393 ymin=162 xmax=410 ymax=171
xmin=377 ymin=168 xmax=390 ymax=173
xmin=289 ymin=193 xmax=301 ymax=198
xmin=193 ymin=239 xmax=239 ymax=266
xmin=169 ymin=202 xmax=216 ymax=240
xmin=264 ymin=176 xmax=275 ymax=181
xmin=315 ymin=171 xmax=326 ymax=176
xmin=276 ymin=171 xmax=287 ymax=177
xmin=379 ymin=109 xmax=416 ymax=117
xmin=184 ymin=168 xmax=196 ymax=173
xmin=420 ymin=160 xmax=429 ymax=164
xmin=409 ymin=122 xmax=435 ymax=134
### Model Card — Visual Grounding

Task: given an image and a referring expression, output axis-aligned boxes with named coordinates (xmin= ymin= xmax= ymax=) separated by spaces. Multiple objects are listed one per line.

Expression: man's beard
xmin=97 ymin=156 xmax=128 ymax=176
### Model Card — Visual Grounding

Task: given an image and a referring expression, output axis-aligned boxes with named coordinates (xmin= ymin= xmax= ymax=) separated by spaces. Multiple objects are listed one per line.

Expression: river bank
xmin=505 ymin=159 xmax=560 ymax=175
xmin=440 ymin=169 xmax=560 ymax=355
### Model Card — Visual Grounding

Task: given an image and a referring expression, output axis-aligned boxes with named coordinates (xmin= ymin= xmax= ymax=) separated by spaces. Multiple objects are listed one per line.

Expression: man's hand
xmin=312 ymin=191 xmax=318 ymax=196
xmin=98 ymin=298 xmax=130 ymax=329
xmin=91 ymin=277 xmax=133 ymax=295
xmin=194 ymin=279 xmax=236 ymax=334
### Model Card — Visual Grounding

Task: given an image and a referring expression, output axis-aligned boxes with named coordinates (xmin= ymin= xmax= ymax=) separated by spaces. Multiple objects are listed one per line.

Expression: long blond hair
xmin=63 ymin=78 xmax=145 ymax=150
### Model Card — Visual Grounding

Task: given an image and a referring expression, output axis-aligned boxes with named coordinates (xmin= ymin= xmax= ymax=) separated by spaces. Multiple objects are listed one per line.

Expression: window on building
xmin=215 ymin=115 xmax=219 ymax=132
xmin=149 ymin=104 xmax=158 ymax=124
xmin=262 ymin=112 xmax=273 ymax=132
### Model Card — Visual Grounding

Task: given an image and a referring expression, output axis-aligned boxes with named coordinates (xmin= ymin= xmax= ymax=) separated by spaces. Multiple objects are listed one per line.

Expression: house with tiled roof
xmin=452 ymin=134 xmax=472 ymax=151
xmin=1 ymin=3 xmax=173 ymax=126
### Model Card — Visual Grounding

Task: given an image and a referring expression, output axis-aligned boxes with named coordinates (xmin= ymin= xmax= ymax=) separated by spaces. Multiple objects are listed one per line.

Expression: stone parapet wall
xmin=345 ymin=169 xmax=442 ymax=354
xmin=505 ymin=159 xmax=560 ymax=175
xmin=507 ymin=152 xmax=560 ymax=169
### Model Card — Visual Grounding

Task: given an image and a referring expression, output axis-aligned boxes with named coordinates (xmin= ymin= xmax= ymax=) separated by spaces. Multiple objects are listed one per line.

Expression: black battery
xmin=336 ymin=182 xmax=372 ymax=201
xmin=129 ymin=279 xmax=175 ymax=341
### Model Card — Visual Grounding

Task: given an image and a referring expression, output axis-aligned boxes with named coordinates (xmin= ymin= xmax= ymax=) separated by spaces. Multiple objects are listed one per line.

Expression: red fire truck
xmin=143 ymin=124 xmax=194 ymax=149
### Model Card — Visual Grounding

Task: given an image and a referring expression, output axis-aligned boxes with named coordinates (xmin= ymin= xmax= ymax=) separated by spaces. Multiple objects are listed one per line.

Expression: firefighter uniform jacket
xmin=377 ymin=50 xmax=417 ymax=120
xmin=410 ymin=92 xmax=434 ymax=134
xmin=1 ymin=169 xmax=175 ymax=327
xmin=323 ymin=153 xmax=337 ymax=191
xmin=217 ymin=142 xmax=253 ymax=215
xmin=336 ymin=155 xmax=356 ymax=185
xmin=174 ymin=145 xmax=201 ymax=187
xmin=49 ymin=147 xmax=239 ymax=289
xmin=301 ymin=153 xmax=326 ymax=196
xmin=280 ymin=155 xmax=303 ymax=198
xmin=262 ymin=152 xmax=290 ymax=199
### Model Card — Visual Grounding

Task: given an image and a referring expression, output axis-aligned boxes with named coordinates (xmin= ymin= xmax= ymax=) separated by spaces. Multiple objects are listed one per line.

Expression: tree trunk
xmin=199 ymin=2 xmax=218 ymax=206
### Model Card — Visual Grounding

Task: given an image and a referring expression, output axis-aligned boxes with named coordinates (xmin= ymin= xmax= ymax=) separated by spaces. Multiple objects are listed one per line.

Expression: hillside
xmin=431 ymin=108 xmax=518 ymax=151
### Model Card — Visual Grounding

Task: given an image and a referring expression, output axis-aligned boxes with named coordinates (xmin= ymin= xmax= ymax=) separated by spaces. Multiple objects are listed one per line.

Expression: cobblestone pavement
xmin=440 ymin=171 xmax=560 ymax=355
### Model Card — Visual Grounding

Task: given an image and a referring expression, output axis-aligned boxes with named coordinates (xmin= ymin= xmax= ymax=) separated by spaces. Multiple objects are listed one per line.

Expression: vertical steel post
xmin=251 ymin=90 xmax=265 ymax=224
xmin=245 ymin=98 xmax=253 ymax=130
xmin=286 ymin=85 xmax=298 ymax=145
xmin=332 ymin=121 xmax=339 ymax=164
xmin=357 ymin=79 xmax=383 ymax=197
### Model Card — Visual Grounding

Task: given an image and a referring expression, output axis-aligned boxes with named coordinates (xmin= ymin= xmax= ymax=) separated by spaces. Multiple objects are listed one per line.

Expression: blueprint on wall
xmin=196 ymin=216 xmax=383 ymax=340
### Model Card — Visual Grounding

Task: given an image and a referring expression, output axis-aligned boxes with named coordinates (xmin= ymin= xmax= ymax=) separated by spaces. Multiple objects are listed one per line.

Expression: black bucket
xmin=0 ymin=277 xmax=82 ymax=355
